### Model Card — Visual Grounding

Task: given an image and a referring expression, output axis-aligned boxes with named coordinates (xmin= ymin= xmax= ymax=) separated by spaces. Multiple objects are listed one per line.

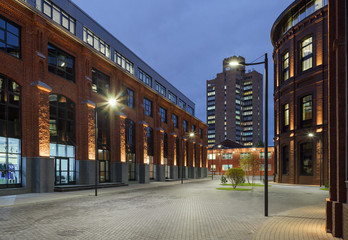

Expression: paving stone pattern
xmin=0 ymin=180 xmax=341 ymax=240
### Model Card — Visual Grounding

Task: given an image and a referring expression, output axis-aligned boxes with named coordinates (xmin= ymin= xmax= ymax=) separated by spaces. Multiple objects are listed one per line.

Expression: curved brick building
xmin=271 ymin=0 xmax=328 ymax=185
xmin=0 ymin=0 xmax=207 ymax=194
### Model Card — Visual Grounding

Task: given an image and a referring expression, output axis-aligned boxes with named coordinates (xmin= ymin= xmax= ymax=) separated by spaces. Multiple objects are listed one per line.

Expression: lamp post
xmin=95 ymin=98 xmax=117 ymax=196
xmin=230 ymin=53 xmax=268 ymax=217
xmin=308 ymin=132 xmax=322 ymax=187
xmin=218 ymin=144 xmax=222 ymax=175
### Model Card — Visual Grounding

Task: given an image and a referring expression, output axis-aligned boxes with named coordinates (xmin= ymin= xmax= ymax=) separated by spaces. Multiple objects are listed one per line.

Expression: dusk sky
xmin=72 ymin=0 xmax=294 ymax=145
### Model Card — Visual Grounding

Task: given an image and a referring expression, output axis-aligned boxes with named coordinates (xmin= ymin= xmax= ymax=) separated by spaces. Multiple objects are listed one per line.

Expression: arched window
xmin=125 ymin=119 xmax=136 ymax=180
xmin=49 ymin=94 xmax=76 ymax=185
xmin=0 ymin=74 xmax=21 ymax=187
xmin=163 ymin=132 xmax=169 ymax=179
xmin=97 ymin=109 xmax=110 ymax=183
xmin=147 ymin=127 xmax=154 ymax=179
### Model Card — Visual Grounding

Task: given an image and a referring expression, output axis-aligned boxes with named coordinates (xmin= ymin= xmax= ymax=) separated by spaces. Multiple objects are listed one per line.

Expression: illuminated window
xmin=48 ymin=43 xmax=75 ymax=82
xmin=301 ymin=36 xmax=313 ymax=71
xmin=92 ymin=68 xmax=110 ymax=96
xmin=282 ymin=51 xmax=289 ymax=81
xmin=0 ymin=75 xmax=21 ymax=187
xmin=83 ymin=27 xmax=110 ymax=58
xmin=139 ymin=69 xmax=152 ymax=87
xmin=115 ymin=51 xmax=134 ymax=74
xmin=282 ymin=103 xmax=289 ymax=132
xmin=155 ymin=82 xmax=166 ymax=96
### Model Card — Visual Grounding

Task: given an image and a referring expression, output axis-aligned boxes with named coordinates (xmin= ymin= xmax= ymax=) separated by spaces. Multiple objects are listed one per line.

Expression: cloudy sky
xmin=72 ymin=0 xmax=294 ymax=144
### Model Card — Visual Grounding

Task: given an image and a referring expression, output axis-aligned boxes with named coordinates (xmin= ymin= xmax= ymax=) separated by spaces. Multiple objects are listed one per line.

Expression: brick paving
xmin=0 ymin=179 xmax=342 ymax=240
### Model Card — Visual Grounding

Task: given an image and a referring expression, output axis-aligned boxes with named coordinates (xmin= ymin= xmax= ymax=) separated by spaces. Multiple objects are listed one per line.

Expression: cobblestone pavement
xmin=0 ymin=179 xmax=341 ymax=240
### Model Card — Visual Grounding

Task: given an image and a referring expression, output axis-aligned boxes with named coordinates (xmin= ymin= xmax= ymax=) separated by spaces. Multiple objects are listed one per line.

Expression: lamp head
xmin=189 ymin=132 xmax=195 ymax=138
xmin=229 ymin=61 xmax=240 ymax=66
xmin=308 ymin=133 xmax=314 ymax=137
xmin=108 ymin=98 xmax=117 ymax=107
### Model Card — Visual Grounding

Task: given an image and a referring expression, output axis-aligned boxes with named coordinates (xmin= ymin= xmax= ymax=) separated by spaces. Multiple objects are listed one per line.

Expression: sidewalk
xmin=0 ymin=178 xmax=341 ymax=240
xmin=253 ymin=204 xmax=341 ymax=240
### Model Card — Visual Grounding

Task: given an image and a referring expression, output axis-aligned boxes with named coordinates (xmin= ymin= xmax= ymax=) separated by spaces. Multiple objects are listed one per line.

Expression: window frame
xmin=0 ymin=15 xmax=21 ymax=58
xmin=159 ymin=106 xmax=167 ymax=123
xmin=300 ymin=94 xmax=313 ymax=128
xmin=300 ymin=35 xmax=313 ymax=72
xmin=91 ymin=68 xmax=110 ymax=96
xmin=282 ymin=51 xmax=289 ymax=82
xmin=282 ymin=103 xmax=290 ymax=132
xmin=144 ymin=98 xmax=152 ymax=117
xmin=48 ymin=43 xmax=75 ymax=82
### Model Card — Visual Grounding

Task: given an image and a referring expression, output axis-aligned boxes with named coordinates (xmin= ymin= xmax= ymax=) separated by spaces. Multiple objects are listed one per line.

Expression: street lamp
xmin=230 ymin=53 xmax=269 ymax=217
xmin=308 ymin=132 xmax=322 ymax=187
xmin=218 ymin=144 xmax=222 ymax=175
xmin=95 ymin=97 xmax=117 ymax=196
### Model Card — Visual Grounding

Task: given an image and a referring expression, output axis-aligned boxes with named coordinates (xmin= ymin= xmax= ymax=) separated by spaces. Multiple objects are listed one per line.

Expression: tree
xmin=239 ymin=153 xmax=261 ymax=186
xmin=225 ymin=168 xmax=245 ymax=189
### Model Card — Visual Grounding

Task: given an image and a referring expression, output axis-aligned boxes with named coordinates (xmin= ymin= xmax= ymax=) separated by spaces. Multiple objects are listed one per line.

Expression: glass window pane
xmin=6 ymin=23 xmax=19 ymax=36
xmin=58 ymin=144 xmax=66 ymax=156
xmin=43 ymin=2 xmax=52 ymax=17
xmin=67 ymin=145 xmax=74 ymax=157
xmin=62 ymin=15 xmax=69 ymax=29
xmin=0 ymin=19 xmax=5 ymax=29
xmin=8 ymin=138 xmax=20 ymax=153
xmin=0 ymin=137 xmax=6 ymax=152
xmin=50 ymin=143 xmax=57 ymax=156
xmin=69 ymin=157 xmax=75 ymax=172
xmin=0 ymin=29 xmax=5 ymax=41
xmin=52 ymin=7 xmax=60 ymax=23
xmin=7 ymin=33 xmax=19 ymax=47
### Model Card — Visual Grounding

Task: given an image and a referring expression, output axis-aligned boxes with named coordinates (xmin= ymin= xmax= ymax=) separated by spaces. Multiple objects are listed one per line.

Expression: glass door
xmin=55 ymin=157 xmax=69 ymax=185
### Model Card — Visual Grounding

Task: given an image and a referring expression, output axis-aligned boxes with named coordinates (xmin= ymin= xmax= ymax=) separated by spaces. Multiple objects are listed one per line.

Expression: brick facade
xmin=271 ymin=2 xmax=329 ymax=185
xmin=0 ymin=0 xmax=207 ymax=194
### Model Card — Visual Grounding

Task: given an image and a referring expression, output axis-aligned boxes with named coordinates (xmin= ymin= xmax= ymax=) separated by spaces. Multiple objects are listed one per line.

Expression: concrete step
xmin=54 ymin=183 xmax=128 ymax=192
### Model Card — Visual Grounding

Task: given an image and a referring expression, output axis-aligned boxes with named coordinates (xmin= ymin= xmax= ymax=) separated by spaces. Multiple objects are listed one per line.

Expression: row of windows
xmin=2 ymin=9 xmax=195 ymax=116
xmin=38 ymin=0 xmax=75 ymax=34
xmin=23 ymin=0 xmax=196 ymax=115
xmin=115 ymin=52 xmax=134 ymax=74
xmin=155 ymin=82 xmax=166 ymax=97
xmin=208 ymin=152 xmax=272 ymax=160
xmin=281 ymin=36 xmax=313 ymax=82
xmin=83 ymin=27 xmax=110 ymax=58
xmin=281 ymin=0 xmax=328 ymax=37
xmin=281 ymin=94 xmax=312 ymax=132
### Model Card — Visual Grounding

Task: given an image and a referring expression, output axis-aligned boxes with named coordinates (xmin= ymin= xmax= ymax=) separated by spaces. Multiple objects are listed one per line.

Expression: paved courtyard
xmin=0 ymin=179 xmax=341 ymax=240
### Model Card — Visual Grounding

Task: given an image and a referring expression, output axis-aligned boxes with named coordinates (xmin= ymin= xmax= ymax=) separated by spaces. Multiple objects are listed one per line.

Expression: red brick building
xmin=207 ymin=140 xmax=275 ymax=177
xmin=0 ymin=0 xmax=207 ymax=194
xmin=271 ymin=0 xmax=329 ymax=185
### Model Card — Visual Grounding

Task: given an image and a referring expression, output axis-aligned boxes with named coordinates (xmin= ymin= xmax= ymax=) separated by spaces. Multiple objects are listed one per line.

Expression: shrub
xmin=220 ymin=175 xmax=228 ymax=184
xmin=225 ymin=168 xmax=245 ymax=189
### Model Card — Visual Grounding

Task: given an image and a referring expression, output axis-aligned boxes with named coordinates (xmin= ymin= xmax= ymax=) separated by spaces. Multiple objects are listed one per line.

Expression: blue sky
xmin=72 ymin=0 xmax=294 ymax=144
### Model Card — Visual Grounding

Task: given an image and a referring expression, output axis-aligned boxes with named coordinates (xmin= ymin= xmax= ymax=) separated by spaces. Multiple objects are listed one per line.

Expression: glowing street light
xmin=230 ymin=53 xmax=269 ymax=217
